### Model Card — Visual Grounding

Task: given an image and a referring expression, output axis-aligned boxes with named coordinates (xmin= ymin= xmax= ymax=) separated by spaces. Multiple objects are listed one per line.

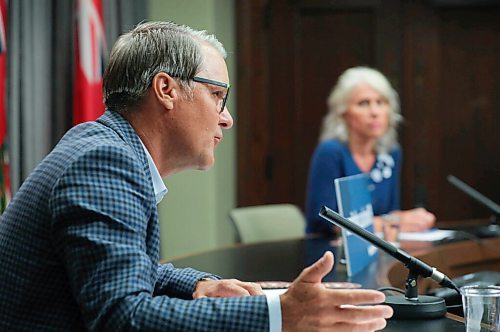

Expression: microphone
xmin=447 ymin=175 xmax=500 ymax=238
xmin=447 ymin=175 xmax=500 ymax=217
xmin=319 ymin=205 xmax=460 ymax=319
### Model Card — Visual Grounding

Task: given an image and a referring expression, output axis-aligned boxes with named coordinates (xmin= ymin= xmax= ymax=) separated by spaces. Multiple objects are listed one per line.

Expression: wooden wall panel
xmin=236 ymin=0 xmax=500 ymax=224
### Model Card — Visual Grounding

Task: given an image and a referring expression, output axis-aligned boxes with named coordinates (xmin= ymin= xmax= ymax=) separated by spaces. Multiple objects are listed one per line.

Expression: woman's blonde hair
xmin=320 ymin=66 xmax=403 ymax=153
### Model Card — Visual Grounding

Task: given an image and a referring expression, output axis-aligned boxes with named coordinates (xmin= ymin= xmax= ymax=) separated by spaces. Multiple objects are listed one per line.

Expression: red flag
xmin=0 ymin=0 xmax=7 ymax=145
xmin=73 ymin=0 xmax=106 ymax=125
xmin=0 ymin=0 xmax=9 ymax=212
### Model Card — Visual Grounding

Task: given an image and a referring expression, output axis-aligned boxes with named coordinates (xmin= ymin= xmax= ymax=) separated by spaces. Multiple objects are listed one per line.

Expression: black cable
xmin=377 ymin=286 xmax=405 ymax=294
xmin=446 ymin=304 xmax=463 ymax=309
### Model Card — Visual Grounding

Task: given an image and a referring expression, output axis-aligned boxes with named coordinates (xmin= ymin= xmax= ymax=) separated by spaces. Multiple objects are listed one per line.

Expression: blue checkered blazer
xmin=0 ymin=110 xmax=269 ymax=331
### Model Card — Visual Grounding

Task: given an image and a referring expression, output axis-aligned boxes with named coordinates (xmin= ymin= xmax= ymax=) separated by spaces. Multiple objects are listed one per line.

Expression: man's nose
xmin=220 ymin=107 xmax=233 ymax=129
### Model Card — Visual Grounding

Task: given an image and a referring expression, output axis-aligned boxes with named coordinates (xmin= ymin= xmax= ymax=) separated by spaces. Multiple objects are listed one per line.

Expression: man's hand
xmin=280 ymin=251 xmax=393 ymax=332
xmin=193 ymin=278 xmax=264 ymax=299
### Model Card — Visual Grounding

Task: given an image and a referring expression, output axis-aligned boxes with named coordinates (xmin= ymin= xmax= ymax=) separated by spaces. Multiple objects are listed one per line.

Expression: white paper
xmin=263 ymin=288 xmax=287 ymax=296
xmin=398 ymin=229 xmax=456 ymax=241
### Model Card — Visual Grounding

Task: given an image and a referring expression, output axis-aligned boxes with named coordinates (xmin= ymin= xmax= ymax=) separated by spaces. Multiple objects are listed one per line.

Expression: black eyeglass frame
xmin=192 ymin=76 xmax=231 ymax=113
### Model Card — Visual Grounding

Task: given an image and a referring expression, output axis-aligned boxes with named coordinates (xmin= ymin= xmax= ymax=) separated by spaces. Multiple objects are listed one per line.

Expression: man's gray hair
xmin=320 ymin=66 xmax=403 ymax=153
xmin=103 ymin=21 xmax=226 ymax=113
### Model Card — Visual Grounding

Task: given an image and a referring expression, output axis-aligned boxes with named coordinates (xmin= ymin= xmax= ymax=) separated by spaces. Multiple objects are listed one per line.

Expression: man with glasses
xmin=0 ymin=21 xmax=392 ymax=331
xmin=192 ymin=76 xmax=231 ymax=113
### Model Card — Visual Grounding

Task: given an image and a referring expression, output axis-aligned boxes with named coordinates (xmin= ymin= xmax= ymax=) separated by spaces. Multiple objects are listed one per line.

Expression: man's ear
xmin=151 ymin=72 xmax=179 ymax=110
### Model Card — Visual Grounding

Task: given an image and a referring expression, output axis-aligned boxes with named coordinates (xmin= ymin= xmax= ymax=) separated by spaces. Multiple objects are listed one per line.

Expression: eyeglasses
xmin=192 ymin=76 xmax=231 ymax=113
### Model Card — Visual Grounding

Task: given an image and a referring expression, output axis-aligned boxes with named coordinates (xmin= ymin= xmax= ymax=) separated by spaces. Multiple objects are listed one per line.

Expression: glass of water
xmin=461 ymin=285 xmax=500 ymax=332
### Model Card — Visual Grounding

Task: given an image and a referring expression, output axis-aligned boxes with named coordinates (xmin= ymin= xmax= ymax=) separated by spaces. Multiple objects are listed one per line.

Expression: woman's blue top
xmin=305 ymin=139 xmax=401 ymax=235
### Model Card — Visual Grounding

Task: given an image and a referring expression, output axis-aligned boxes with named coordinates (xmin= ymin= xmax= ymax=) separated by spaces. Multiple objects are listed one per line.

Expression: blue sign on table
xmin=334 ymin=173 xmax=378 ymax=277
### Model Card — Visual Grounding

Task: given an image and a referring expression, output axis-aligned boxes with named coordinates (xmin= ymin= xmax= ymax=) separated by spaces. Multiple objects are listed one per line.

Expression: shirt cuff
xmin=265 ymin=292 xmax=282 ymax=332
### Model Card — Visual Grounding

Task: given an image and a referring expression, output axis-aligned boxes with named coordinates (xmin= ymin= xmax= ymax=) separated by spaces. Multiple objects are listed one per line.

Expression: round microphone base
xmin=384 ymin=295 xmax=447 ymax=319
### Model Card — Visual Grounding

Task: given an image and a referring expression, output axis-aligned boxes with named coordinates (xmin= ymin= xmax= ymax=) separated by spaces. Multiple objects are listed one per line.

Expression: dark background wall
xmin=236 ymin=0 xmax=500 ymax=223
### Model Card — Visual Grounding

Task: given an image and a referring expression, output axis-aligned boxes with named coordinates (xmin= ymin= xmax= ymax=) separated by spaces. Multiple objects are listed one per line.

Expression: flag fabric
xmin=0 ymin=0 xmax=10 ymax=214
xmin=73 ymin=0 xmax=106 ymax=125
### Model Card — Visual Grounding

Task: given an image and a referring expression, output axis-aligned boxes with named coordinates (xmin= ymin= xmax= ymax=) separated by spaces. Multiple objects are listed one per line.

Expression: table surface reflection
xmin=170 ymin=237 xmax=479 ymax=331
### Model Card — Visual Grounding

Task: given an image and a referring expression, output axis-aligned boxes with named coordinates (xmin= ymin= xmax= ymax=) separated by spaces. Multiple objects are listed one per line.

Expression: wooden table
xmin=171 ymin=236 xmax=500 ymax=331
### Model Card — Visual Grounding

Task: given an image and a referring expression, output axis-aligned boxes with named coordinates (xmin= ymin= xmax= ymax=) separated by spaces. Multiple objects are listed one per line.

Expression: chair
xmin=229 ymin=204 xmax=305 ymax=244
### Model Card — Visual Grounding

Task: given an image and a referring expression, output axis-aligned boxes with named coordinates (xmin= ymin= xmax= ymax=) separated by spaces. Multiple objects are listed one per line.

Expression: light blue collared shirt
xmin=266 ymin=292 xmax=282 ymax=332
xmin=139 ymin=140 xmax=282 ymax=332
xmin=139 ymin=140 xmax=167 ymax=204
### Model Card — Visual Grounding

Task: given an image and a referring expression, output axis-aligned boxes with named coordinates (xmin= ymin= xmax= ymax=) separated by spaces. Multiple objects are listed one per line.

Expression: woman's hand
xmin=397 ymin=208 xmax=436 ymax=232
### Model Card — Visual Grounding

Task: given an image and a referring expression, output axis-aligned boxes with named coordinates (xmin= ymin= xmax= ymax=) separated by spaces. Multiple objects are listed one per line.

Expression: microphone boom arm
xmin=319 ymin=206 xmax=459 ymax=293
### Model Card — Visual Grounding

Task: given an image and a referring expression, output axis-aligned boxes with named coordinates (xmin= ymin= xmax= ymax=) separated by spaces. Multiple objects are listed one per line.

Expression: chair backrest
xmin=229 ymin=204 xmax=305 ymax=244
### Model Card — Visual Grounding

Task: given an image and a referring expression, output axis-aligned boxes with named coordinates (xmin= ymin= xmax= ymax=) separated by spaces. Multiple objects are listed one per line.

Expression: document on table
xmin=263 ymin=288 xmax=287 ymax=296
xmin=261 ymin=281 xmax=361 ymax=296
xmin=398 ymin=229 xmax=456 ymax=241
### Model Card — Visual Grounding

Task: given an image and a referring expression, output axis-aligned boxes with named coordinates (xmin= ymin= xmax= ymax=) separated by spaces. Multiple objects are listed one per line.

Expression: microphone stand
xmin=385 ymin=269 xmax=447 ymax=319
xmin=319 ymin=206 xmax=461 ymax=320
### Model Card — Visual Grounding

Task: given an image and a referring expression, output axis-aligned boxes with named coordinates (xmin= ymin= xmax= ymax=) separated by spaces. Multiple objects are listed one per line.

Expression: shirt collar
xmin=139 ymin=139 xmax=168 ymax=204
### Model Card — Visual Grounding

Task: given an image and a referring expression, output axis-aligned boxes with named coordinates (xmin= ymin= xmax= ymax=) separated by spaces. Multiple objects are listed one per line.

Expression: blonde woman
xmin=305 ymin=66 xmax=435 ymax=236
